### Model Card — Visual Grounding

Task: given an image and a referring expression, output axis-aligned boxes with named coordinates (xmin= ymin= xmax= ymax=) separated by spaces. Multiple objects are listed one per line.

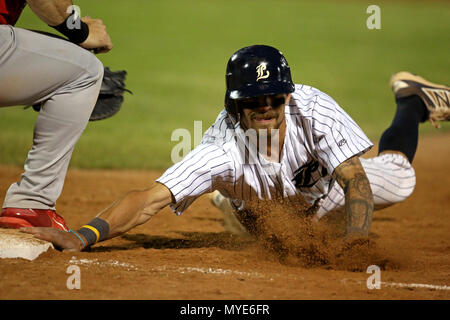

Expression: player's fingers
xmin=20 ymin=226 xmax=44 ymax=235
xmin=21 ymin=227 xmax=74 ymax=249
xmin=94 ymin=45 xmax=112 ymax=54
xmin=22 ymin=227 xmax=58 ymax=241
xmin=30 ymin=232 xmax=55 ymax=244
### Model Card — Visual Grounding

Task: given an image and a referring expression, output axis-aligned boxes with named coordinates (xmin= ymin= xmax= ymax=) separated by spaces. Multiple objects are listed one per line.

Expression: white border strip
xmin=381 ymin=281 xmax=450 ymax=291
xmin=68 ymin=256 xmax=138 ymax=271
xmin=342 ymin=278 xmax=450 ymax=291
xmin=153 ymin=265 xmax=265 ymax=279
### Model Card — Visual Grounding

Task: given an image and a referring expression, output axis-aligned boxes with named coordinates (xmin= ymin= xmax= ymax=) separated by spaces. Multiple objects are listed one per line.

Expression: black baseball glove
xmin=26 ymin=30 xmax=132 ymax=121
xmin=30 ymin=66 xmax=131 ymax=121
xmin=89 ymin=66 xmax=132 ymax=121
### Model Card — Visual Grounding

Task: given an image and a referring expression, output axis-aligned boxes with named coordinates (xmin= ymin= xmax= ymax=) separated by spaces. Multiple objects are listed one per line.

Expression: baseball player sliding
xmin=20 ymin=45 xmax=449 ymax=252
xmin=0 ymin=0 xmax=112 ymax=230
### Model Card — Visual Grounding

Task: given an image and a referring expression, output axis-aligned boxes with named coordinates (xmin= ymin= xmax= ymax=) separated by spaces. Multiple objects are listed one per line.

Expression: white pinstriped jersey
xmin=157 ymin=84 xmax=373 ymax=215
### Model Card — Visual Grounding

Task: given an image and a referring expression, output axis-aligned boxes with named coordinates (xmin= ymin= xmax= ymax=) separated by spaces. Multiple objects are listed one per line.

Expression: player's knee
xmin=396 ymin=166 xmax=416 ymax=201
xmin=74 ymin=53 xmax=104 ymax=117
xmin=400 ymin=179 xmax=415 ymax=201
xmin=85 ymin=53 xmax=104 ymax=84
xmin=56 ymin=53 xmax=104 ymax=123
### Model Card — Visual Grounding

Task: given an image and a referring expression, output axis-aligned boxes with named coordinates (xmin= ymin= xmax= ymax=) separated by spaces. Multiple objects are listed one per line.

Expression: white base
xmin=0 ymin=228 xmax=54 ymax=261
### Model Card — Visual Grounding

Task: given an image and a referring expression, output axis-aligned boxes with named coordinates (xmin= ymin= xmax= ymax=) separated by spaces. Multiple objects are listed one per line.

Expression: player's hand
xmin=342 ymin=232 xmax=372 ymax=252
xmin=21 ymin=227 xmax=84 ymax=252
xmin=79 ymin=17 xmax=113 ymax=54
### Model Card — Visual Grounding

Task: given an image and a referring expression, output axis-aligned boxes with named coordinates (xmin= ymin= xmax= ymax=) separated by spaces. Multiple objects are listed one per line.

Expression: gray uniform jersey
xmin=157 ymin=84 xmax=373 ymax=215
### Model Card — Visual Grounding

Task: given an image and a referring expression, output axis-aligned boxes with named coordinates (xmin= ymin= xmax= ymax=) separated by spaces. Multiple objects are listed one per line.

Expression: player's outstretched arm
xmin=333 ymin=156 xmax=374 ymax=237
xmin=22 ymin=182 xmax=173 ymax=251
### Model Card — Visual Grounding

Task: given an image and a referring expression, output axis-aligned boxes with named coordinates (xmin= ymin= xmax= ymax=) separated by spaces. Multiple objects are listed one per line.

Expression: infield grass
xmin=0 ymin=0 xmax=449 ymax=169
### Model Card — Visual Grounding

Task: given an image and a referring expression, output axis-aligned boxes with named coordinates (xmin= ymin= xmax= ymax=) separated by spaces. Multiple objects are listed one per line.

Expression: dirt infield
xmin=0 ymin=133 xmax=449 ymax=300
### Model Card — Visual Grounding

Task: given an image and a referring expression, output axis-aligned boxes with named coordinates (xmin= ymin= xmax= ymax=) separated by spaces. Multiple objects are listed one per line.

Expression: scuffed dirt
xmin=0 ymin=133 xmax=449 ymax=299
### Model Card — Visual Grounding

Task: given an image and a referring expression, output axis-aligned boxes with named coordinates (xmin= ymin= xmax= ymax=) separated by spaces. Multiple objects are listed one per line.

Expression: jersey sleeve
xmin=156 ymin=143 xmax=233 ymax=215
xmin=312 ymin=93 xmax=373 ymax=174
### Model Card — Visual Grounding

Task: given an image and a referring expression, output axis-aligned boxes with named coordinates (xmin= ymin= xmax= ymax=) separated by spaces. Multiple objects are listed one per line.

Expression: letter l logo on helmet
xmin=256 ymin=63 xmax=270 ymax=81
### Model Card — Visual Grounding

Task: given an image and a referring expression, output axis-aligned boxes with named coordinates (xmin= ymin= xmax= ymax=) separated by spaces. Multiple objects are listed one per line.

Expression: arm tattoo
xmin=334 ymin=156 xmax=374 ymax=236
xmin=347 ymin=198 xmax=373 ymax=231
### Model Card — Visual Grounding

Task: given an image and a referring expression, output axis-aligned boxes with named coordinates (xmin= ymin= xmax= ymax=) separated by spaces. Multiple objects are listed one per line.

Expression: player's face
xmin=238 ymin=94 xmax=290 ymax=132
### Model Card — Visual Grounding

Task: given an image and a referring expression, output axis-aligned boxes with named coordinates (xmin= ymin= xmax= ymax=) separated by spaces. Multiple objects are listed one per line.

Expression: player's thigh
xmin=0 ymin=25 xmax=103 ymax=107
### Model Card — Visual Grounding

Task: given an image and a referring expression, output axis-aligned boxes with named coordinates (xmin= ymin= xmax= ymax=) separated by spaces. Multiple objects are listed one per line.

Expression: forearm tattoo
xmin=334 ymin=157 xmax=374 ymax=236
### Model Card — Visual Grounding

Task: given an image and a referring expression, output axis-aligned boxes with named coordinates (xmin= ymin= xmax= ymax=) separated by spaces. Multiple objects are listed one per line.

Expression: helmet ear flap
xmin=225 ymin=96 xmax=240 ymax=125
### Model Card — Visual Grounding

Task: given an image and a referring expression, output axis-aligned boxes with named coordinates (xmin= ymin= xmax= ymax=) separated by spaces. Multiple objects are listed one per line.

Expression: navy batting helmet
xmin=224 ymin=45 xmax=295 ymax=123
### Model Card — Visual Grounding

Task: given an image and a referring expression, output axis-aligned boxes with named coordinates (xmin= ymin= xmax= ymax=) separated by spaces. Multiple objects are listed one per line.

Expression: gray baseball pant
xmin=0 ymin=25 xmax=103 ymax=210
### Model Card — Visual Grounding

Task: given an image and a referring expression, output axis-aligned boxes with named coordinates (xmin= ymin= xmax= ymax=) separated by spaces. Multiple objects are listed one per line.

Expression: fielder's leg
xmin=0 ymin=26 xmax=103 ymax=217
